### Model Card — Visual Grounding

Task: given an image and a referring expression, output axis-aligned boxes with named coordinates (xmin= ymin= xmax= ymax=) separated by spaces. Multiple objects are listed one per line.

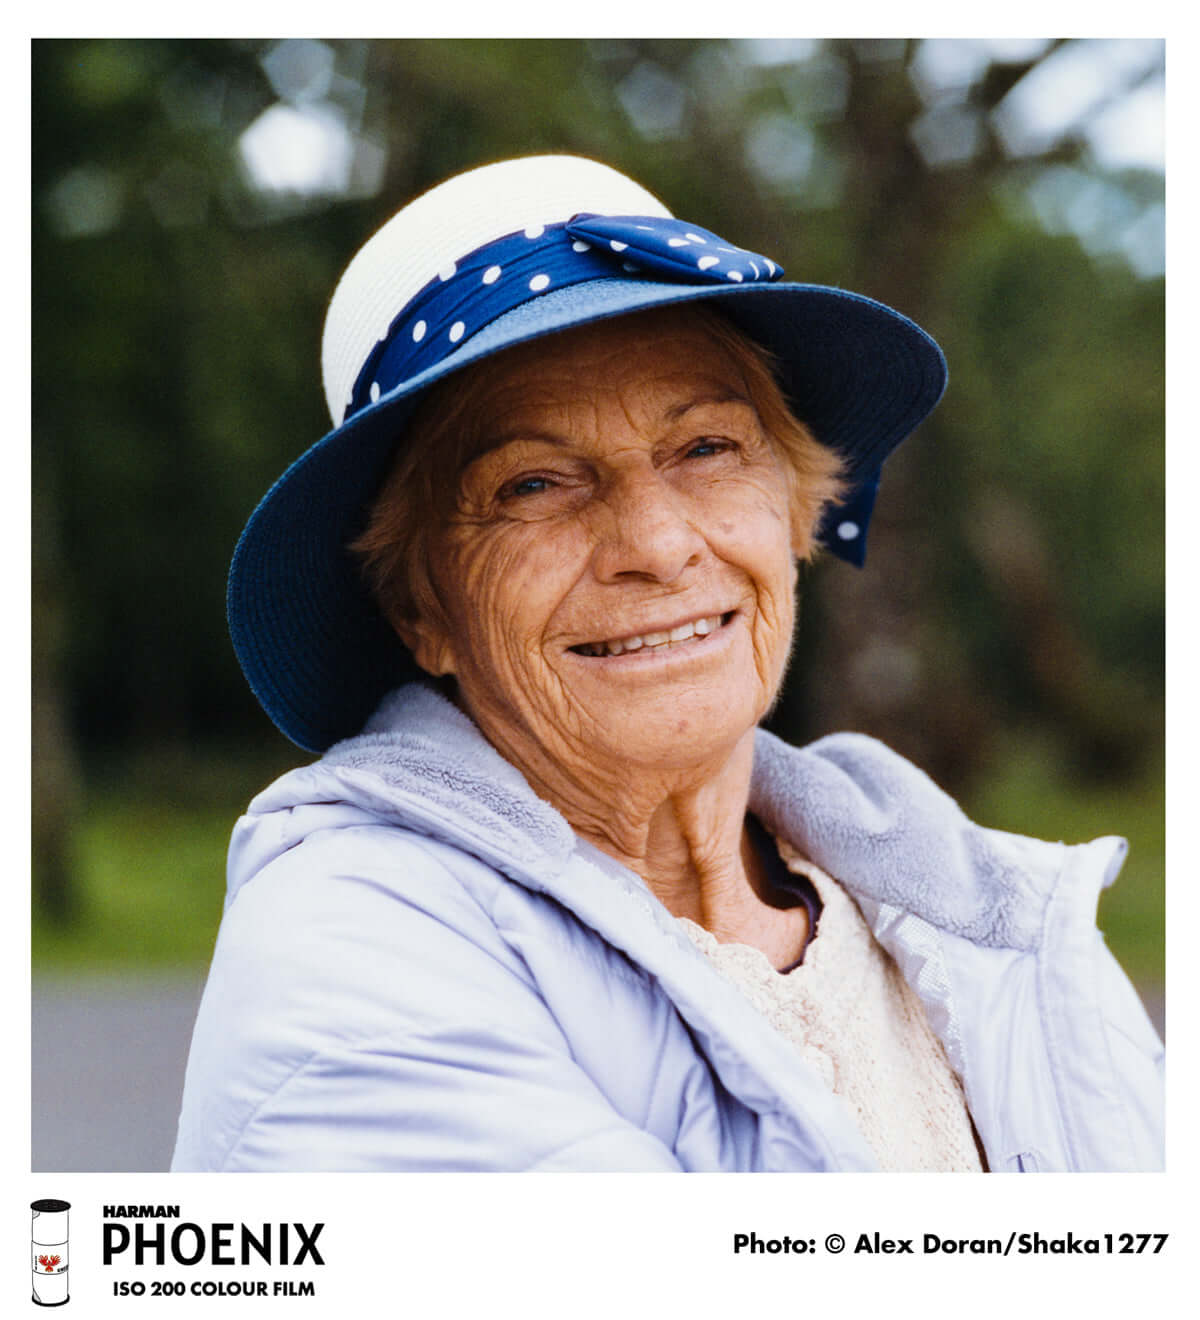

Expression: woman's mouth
xmin=569 ymin=611 xmax=735 ymax=658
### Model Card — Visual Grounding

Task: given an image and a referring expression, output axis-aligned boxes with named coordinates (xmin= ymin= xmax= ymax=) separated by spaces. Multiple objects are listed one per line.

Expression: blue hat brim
xmin=228 ymin=276 xmax=947 ymax=752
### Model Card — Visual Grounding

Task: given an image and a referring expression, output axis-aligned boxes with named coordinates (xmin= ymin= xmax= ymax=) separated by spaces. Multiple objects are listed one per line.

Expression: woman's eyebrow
xmin=663 ymin=390 xmax=754 ymax=422
xmin=469 ymin=429 xmax=571 ymax=465
xmin=471 ymin=392 xmax=756 ymax=460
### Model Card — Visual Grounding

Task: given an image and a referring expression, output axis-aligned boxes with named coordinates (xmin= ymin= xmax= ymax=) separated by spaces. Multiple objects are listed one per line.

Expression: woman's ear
xmin=393 ymin=612 xmax=458 ymax=678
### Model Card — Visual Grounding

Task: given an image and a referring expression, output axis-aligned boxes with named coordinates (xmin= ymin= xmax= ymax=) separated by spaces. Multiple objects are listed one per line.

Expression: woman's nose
xmin=588 ymin=466 xmax=706 ymax=584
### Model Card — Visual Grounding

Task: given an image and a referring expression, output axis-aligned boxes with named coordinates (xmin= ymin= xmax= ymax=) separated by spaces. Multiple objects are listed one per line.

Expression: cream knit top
xmin=679 ymin=839 xmax=983 ymax=1172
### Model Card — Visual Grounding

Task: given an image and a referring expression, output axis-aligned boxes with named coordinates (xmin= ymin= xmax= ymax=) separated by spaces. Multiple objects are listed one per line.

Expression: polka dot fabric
xmin=567 ymin=214 xmax=781 ymax=284
xmin=345 ymin=214 xmax=784 ymax=424
xmin=817 ymin=472 xmax=880 ymax=568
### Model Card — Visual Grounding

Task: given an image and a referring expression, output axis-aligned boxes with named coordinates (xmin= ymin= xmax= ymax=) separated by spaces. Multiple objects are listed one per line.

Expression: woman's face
xmin=408 ymin=309 xmax=812 ymax=785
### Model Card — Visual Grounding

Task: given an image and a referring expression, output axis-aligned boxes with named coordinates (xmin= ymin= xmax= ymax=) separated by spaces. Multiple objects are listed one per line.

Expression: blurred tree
xmin=745 ymin=40 xmax=1163 ymax=788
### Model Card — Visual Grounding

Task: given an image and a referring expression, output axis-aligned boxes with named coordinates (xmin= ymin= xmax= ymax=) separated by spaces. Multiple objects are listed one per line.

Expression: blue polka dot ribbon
xmin=346 ymin=214 xmax=784 ymax=421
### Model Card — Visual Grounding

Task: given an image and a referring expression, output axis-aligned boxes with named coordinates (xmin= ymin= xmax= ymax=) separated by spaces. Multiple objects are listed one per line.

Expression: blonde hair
xmin=350 ymin=305 xmax=845 ymax=640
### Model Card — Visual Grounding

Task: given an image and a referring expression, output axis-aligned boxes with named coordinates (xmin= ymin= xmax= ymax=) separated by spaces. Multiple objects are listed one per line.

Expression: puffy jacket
xmin=172 ymin=684 xmax=1164 ymax=1172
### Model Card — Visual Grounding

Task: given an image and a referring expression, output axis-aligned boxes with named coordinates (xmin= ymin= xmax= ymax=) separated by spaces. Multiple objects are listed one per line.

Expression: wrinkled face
xmin=408 ymin=310 xmax=809 ymax=781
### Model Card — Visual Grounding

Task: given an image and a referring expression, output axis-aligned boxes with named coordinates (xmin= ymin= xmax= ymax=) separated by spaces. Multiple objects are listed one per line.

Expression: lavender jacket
xmin=171 ymin=684 xmax=1164 ymax=1172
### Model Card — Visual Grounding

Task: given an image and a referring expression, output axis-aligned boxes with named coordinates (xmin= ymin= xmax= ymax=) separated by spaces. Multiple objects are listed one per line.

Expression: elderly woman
xmin=173 ymin=155 xmax=1163 ymax=1173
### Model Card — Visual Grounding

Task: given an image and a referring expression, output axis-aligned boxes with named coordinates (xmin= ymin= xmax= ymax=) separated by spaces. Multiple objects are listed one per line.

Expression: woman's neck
xmin=481 ymin=720 xmax=810 ymax=969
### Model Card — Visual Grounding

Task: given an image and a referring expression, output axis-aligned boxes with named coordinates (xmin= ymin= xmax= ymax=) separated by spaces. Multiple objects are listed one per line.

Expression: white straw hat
xmin=322 ymin=155 xmax=670 ymax=426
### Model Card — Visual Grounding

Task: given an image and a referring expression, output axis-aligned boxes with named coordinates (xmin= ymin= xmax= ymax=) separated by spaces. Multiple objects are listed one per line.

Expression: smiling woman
xmin=353 ymin=308 xmax=840 ymax=967
xmin=173 ymin=154 xmax=1163 ymax=1173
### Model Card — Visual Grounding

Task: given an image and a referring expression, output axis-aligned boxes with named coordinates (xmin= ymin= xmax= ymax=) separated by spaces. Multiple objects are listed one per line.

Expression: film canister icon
xmin=31 ymin=1199 xmax=70 ymax=1307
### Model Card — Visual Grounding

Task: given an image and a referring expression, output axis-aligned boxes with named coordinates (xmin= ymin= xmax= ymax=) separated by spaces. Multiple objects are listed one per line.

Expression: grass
xmin=33 ymin=738 xmax=1165 ymax=990
xmin=32 ymin=795 xmax=232 ymax=971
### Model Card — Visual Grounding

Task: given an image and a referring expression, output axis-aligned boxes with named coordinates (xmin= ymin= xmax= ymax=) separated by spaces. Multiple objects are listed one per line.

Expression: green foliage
xmin=937 ymin=218 xmax=1164 ymax=685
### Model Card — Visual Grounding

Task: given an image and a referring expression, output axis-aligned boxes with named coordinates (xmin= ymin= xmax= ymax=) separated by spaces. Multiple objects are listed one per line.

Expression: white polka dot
xmin=449 ymin=321 xmax=465 ymax=342
xmin=609 ymin=240 xmax=628 ymax=252
xmin=749 ymin=261 xmax=760 ymax=278
xmin=697 ymin=255 xmax=720 ymax=270
xmin=411 ymin=320 xmax=427 ymax=342
xmin=635 ymin=224 xmax=653 ymax=230
xmin=685 ymin=232 xmax=706 ymax=242
xmin=438 ymin=261 xmax=457 ymax=281
xmin=727 ymin=270 xmax=744 ymax=282
xmin=529 ymin=273 xmax=550 ymax=292
xmin=524 ymin=223 xmax=545 ymax=239
xmin=482 ymin=265 xmax=502 ymax=284
xmin=765 ymin=258 xmax=776 ymax=275
xmin=572 ymin=240 xmax=591 ymax=253
xmin=667 ymin=237 xmax=689 ymax=247
xmin=369 ymin=382 xmax=381 ymax=403
xmin=837 ymin=521 xmax=860 ymax=541
xmin=622 ymin=261 xmax=638 ymax=272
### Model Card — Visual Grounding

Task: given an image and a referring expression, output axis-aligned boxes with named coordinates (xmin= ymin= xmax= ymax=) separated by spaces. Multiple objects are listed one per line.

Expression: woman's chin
xmin=569 ymin=689 xmax=763 ymax=777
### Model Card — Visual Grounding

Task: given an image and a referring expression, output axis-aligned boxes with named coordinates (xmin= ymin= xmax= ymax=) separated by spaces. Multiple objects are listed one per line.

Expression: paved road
xmin=32 ymin=973 xmax=205 ymax=1172
xmin=32 ymin=972 xmax=1165 ymax=1172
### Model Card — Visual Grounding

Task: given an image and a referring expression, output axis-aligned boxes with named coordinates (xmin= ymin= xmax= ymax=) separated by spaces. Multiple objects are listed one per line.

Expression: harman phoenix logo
xmin=102 ymin=1205 xmax=326 ymax=1298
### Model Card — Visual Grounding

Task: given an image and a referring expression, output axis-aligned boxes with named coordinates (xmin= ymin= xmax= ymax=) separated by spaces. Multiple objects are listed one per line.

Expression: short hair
xmin=350 ymin=305 xmax=845 ymax=642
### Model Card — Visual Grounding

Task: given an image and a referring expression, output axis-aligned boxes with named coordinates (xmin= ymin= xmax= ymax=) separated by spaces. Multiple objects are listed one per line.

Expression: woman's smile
xmin=567 ymin=609 xmax=736 ymax=659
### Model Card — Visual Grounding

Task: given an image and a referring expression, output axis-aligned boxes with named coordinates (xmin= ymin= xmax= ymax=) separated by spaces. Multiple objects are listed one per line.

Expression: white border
xmin=17 ymin=17 xmax=1189 ymax=1316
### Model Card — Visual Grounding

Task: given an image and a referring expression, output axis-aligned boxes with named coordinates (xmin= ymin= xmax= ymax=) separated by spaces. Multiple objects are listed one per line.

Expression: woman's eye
xmin=502 ymin=474 xmax=554 ymax=499
xmin=685 ymin=438 xmax=732 ymax=459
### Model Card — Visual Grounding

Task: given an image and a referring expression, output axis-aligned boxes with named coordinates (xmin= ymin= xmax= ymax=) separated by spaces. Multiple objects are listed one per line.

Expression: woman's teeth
xmin=574 ymin=614 xmax=725 ymax=658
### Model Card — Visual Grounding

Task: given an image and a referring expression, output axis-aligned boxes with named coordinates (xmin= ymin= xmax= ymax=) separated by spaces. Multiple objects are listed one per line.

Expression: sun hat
xmin=228 ymin=153 xmax=947 ymax=753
